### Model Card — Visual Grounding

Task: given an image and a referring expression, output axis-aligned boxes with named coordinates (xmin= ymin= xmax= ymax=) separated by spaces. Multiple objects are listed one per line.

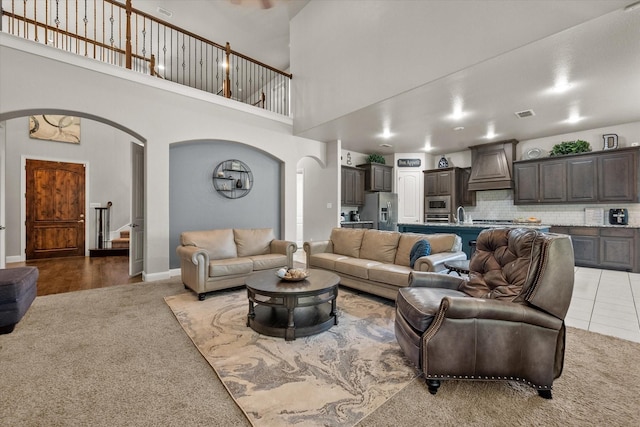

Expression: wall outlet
xmin=327 ymin=202 xmax=332 ymax=208
xmin=90 ymin=203 xmax=101 ymax=208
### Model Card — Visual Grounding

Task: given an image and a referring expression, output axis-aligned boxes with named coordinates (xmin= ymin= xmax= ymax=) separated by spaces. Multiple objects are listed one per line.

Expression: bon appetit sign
xmin=397 ymin=158 xmax=421 ymax=167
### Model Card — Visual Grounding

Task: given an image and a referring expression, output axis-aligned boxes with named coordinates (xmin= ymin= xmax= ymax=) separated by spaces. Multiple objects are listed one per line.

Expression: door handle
xmin=130 ymin=223 xmax=138 ymax=228
xmin=0 ymin=225 xmax=5 ymax=230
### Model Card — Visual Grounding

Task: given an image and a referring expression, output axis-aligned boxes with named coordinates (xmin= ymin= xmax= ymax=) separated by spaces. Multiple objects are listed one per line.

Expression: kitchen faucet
xmin=456 ymin=206 xmax=465 ymax=224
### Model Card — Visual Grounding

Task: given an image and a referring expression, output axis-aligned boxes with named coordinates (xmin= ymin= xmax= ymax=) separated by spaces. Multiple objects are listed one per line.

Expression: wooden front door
xmin=26 ymin=159 xmax=86 ymax=259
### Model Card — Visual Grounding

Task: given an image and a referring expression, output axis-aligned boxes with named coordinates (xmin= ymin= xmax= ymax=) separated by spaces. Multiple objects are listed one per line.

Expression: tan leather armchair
xmin=394 ymin=228 xmax=574 ymax=399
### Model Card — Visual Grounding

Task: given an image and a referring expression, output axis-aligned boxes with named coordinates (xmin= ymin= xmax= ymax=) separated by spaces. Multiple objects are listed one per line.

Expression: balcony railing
xmin=1 ymin=0 xmax=291 ymax=115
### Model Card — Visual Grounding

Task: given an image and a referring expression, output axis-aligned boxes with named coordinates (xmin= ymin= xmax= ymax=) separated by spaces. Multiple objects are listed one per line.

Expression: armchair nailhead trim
xmin=431 ymin=373 xmax=553 ymax=390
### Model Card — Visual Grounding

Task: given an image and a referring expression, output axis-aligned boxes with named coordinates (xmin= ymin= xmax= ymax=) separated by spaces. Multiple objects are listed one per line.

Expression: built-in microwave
xmin=425 ymin=195 xmax=451 ymax=214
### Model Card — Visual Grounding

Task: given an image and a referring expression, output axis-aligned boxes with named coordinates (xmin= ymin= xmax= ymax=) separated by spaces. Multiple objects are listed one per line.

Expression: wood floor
xmin=6 ymin=256 xmax=143 ymax=296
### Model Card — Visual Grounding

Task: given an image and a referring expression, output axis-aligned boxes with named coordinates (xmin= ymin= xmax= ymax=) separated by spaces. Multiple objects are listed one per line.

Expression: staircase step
xmin=119 ymin=230 xmax=130 ymax=238
xmin=111 ymin=237 xmax=129 ymax=249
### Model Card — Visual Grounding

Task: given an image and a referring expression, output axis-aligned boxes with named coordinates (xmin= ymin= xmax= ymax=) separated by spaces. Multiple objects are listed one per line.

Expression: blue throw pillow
xmin=410 ymin=239 xmax=431 ymax=268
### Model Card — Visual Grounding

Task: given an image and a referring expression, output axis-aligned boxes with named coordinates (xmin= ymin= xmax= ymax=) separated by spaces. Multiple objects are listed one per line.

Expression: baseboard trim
xmin=143 ymin=270 xmax=171 ymax=282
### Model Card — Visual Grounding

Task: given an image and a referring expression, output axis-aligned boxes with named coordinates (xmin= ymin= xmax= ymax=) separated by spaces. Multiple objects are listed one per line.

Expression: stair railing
xmin=1 ymin=0 xmax=291 ymax=116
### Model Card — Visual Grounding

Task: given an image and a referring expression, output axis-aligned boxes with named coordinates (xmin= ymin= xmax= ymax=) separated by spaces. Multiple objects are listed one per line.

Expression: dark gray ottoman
xmin=0 ymin=267 xmax=38 ymax=334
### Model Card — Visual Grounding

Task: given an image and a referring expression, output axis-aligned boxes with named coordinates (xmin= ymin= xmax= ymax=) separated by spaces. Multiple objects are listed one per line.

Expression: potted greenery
xmin=366 ymin=153 xmax=386 ymax=164
xmin=549 ymin=140 xmax=591 ymax=156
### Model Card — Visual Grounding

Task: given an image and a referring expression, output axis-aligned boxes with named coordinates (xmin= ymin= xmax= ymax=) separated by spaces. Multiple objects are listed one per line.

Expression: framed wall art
xmin=29 ymin=115 xmax=81 ymax=144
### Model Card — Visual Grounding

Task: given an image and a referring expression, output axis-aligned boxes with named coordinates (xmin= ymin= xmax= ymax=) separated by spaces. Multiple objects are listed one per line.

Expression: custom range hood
xmin=467 ymin=139 xmax=518 ymax=191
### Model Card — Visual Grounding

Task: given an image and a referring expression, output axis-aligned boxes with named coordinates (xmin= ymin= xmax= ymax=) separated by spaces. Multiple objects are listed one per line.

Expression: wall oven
xmin=424 ymin=195 xmax=452 ymax=223
xmin=425 ymin=195 xmax=451 ymax=213
xmin=425 ymin=213 xmax=452 ymax=223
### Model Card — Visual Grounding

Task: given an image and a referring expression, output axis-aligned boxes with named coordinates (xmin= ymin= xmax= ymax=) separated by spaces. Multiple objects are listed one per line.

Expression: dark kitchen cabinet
xmin=424 ymin=169 xmax=452 ymax=196
xmin=598 ymin=150 xmax=637 ymax=202
xmin=458 ymin=168 xmax=476 ymax=206
xmin=358 ymin=163 xmax=393 ymax=192
xmin=514 ymin=147 xmax=639 ymax=205
xmin=550 ymin=226 xmax=639 ymax=272
xmin=341 ymin=166 xmax=365 ymax=206
xmin=424 ymin=167 xmax=475 ymax=207
xmin=514 ymin=159 xmax=566 ymax=204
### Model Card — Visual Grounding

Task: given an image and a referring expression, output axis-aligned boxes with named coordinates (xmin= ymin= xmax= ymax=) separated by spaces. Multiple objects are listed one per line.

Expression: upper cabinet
xmin=357 ymin=163 xmax=393 ymax=192
xmin=514 ymin=147 xmax=639 ymax=205
xmin=424 ymin=167 xmax=476 ymax=206
xmin=341 ymin=166 xmax=365 ymax=206
xmin=424 ymin=169 xmax=452 ymax=196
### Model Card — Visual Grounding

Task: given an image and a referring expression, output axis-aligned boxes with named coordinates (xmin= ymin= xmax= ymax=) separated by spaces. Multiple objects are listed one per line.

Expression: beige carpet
xmin=164 ymin=289 xmax=418 ymax=427
xmin=2 ymin=278 xmax=640 ymax=426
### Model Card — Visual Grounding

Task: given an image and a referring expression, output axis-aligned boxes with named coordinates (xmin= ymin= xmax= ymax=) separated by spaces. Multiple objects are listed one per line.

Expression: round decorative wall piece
xmin=212 ymin=159 xmax=253 ymax=199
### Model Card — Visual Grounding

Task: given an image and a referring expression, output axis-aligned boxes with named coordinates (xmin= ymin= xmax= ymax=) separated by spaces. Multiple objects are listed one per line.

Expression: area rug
xmin=164 ymin=289 xmax=418 ymax=427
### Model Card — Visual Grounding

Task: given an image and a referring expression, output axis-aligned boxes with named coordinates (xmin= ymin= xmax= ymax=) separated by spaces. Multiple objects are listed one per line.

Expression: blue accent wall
xmin=169 ymin=140 xmax=281 ymax=268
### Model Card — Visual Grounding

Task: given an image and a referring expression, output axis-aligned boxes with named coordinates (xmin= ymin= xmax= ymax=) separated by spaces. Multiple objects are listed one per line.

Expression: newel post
xmin=125 ymin=0 xmax=132 ymax=69
xmin=224 ymin=42 xmax=232 ymax=98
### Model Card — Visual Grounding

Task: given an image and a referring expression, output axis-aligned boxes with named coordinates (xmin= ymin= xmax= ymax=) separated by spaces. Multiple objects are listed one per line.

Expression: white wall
xmin=0 ymin=34 xmax=331 ymax=279
xmin=4 ymin=117 xmax=133 ymax=258
xmin=299 ymin=141 xmax=340 ymax=242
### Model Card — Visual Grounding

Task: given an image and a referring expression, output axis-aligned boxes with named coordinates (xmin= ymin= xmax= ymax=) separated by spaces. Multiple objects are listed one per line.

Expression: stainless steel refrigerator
xmin=361 ymin=193 xmax=398 ymax=231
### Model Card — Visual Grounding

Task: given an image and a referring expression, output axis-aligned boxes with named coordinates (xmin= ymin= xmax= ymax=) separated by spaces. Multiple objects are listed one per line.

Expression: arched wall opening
xmin=0 ymin=110 xmax=145 ymax=266
xmin=169 ymin=139 xmax=282 ymax=269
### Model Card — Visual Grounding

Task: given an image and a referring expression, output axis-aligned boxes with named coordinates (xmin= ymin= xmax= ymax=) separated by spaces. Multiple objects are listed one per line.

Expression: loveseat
xmin=177 ymin=228 xmax=297 ymax=300
xmin=304 ymin=228 xmax=466 ymax=300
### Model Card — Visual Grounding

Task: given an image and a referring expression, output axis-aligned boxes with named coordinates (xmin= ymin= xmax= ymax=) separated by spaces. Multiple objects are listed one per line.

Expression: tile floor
xmin=294 ymin=251 xmax=640 ymax=343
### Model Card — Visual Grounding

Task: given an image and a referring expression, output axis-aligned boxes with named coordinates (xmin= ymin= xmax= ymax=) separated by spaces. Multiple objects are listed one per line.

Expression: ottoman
xmin=0 ymin=267 xmax=38 ymax=334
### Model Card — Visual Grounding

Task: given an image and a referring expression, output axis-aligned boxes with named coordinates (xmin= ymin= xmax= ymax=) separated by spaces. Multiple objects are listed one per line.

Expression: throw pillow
xmin=409 ymin=239 xmax=431 ymax=268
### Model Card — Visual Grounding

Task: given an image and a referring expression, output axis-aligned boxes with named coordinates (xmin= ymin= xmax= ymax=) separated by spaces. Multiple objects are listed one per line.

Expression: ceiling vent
xmin=379 ymin=143 xmax=393 ymax=148
xmin=157 ymin=7 xmax=173 ymax=18
xmin=514 ymin=109 xmax=535 ymax=119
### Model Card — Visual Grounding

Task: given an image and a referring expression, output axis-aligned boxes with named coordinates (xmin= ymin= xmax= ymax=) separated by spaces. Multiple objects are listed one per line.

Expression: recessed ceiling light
xmin=453 ymin=126 xmax=465 ymax=131
xmin=381 ymin=128 xmax=392 ymax=139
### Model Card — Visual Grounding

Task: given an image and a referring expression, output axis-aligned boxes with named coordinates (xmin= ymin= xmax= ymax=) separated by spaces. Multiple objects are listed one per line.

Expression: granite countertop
xmin=549 ymin=223 xmax=640 ymax=229
xmin=341 ymin=220 xmax=374 ymax=225
xmin=399 ymin=222 xmax=550 ymax=229
xmin=399 ymin=222 xmax=639 ymax=229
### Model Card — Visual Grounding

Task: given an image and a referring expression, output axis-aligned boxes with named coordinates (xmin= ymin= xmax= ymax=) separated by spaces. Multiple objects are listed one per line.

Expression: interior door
xmin=26 ymin=159 xmax=86 ymax=259
xmin=129 ymin=142 xmax=144 ymax=276
xmin=397 ymin=170 xmax=421 ymax=224
xmin=0 ymin=126 xmax=6 ymax=268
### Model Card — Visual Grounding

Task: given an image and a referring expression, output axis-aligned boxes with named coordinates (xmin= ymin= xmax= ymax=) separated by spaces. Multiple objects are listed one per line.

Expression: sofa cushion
xmin=249 ymin=254 xmax=288 ymax=271
xmin=181 ymin=229 xmax=237 ymax=260
xmin=209 ymin=258 xmax=253 ymax=277
xmin=334 ymin=258 xmax=383 ymax=279
xmin=359 ymin=230 xmax=401 ymax=263
xmin=309 ymin=253 xmax=350 ymax=270
xmin=368 ymin=264 xmax=413 ymax=287
xmin=424 ymin=233 xmax=459 ymax=254
xmin=234 ymin=228 xmax=275 ymax=257
xmin=394 ymin=233 xmax=428 ymax=267
xmin=330 ymin=228 xmax=366 ymax=258
xmin=410 ymin=240 xmax=431 ymax=268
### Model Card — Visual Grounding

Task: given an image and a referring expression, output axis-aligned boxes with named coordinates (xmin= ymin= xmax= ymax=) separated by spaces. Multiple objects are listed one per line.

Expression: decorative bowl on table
xmin=276 ymin=267 xmax=309 ymax=282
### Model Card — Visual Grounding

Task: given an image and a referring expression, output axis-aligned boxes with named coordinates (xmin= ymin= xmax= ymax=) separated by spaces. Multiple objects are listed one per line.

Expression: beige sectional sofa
xmin=176 ymin=228 xmax=297 ymax=300
xmin=304 ymin=228 xmax=466 ymax=300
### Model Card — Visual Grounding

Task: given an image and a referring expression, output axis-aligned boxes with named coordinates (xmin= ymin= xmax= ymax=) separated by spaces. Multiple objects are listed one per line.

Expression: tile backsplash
xmin=464 ymin=190 xmax=639 ymax=226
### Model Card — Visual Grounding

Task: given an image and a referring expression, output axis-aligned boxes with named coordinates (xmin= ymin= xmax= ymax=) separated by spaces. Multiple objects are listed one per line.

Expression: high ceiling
xmin=134 ymin=0 xmax=640 ymax=155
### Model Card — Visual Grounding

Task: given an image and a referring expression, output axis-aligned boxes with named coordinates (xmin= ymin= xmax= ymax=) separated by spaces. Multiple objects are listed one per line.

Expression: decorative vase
xmin=236 ymin=179 xmax=243 ymax=189
xmin=245 ymin=177 xmax=250 ymax=189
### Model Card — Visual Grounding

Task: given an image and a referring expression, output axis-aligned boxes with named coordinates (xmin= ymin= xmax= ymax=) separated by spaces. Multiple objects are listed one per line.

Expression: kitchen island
xmin=398 ymin=222 xmax=550 ymax=259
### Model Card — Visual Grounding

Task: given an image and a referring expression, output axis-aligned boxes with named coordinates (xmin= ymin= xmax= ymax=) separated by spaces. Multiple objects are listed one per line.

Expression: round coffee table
xmin=245 ymin=269 xmax=340 ymax=341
